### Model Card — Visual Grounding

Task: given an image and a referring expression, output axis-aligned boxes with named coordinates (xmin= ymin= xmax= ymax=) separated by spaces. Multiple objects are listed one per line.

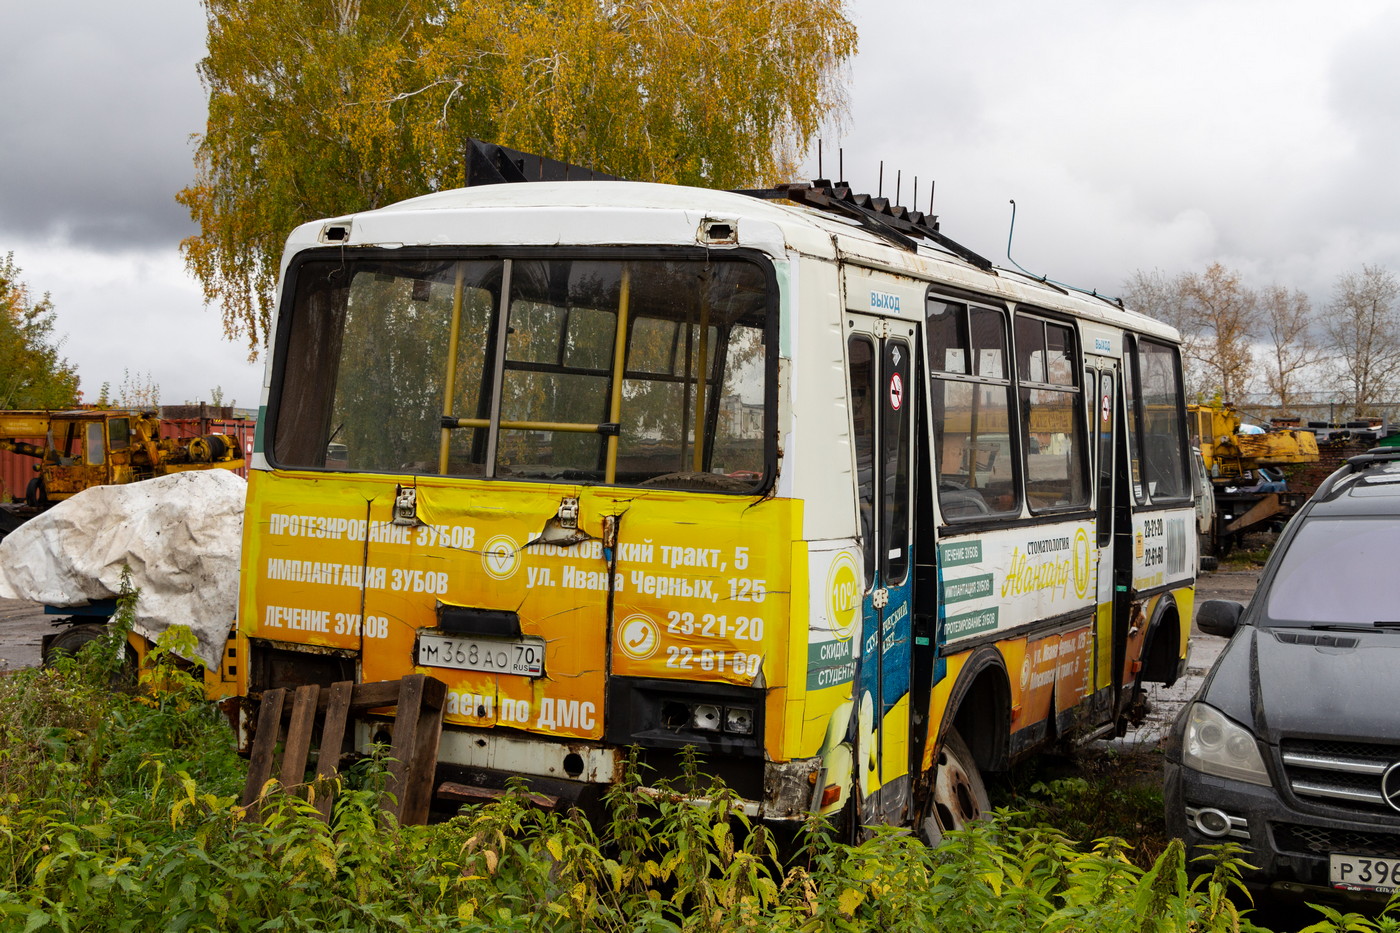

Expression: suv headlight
xmin=1181 ymin=701 xmax=1270 ymax=786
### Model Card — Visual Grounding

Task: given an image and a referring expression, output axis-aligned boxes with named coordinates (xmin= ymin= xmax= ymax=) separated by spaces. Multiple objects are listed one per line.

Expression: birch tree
xmin=1123 ymin=263 xmax=1258 ymax=403
xmin=1325 ymin=265 xmax=1400 ymax=418
xmin=1258 ymin=284 xmax=1323 ymax=413
xmin=179 ymin=0 xmax=858 ymax=352
xmin=0 ymin=253 xmax=80 ymax=409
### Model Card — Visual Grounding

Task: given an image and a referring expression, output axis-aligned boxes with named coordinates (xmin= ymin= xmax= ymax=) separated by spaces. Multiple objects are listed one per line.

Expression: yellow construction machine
xmin=1189 ymin=403 xmax=1319 ymax=554
xmin=0 ymin=409 xmax=243 ymax=538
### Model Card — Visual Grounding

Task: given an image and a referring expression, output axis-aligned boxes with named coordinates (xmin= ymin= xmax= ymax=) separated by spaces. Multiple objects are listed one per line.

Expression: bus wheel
xmin=919 ymin=727 xmax=990 ymax=845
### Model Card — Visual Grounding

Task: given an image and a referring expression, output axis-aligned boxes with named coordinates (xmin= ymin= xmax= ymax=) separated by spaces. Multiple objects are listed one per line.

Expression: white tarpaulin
xmin=0 ymin=470 xmax=245 ymax=668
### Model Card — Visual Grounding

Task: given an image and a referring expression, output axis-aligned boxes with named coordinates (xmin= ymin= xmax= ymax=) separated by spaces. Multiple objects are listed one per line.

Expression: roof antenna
xmin=817 ymin=140 xmax=822 ymax=181
xmin=1006 ymin=200 xmax=1040 ymax=280
xmin=878 ymin=161 xmax=884 ymax=198
xmin=913 ymin=176 xmax=918 ymax=213
xmin=1007 ymin=200 xmax=1121 ymax=304
xmin=839 ymin=148 xmax=845 ymax=185
xmin=929 ymin=180 xmax=936 ymax=215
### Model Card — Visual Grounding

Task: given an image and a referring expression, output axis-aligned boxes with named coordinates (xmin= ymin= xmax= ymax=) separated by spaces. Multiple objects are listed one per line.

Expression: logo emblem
xmin=616 ymin=614 xmax=660 ymax=661
xmin=1072 ymin=527 xmax=1092 ymax=598
xmin=1382 ymin=762 xmax=1400 ymax=813
xmin=481 ymin=534 xmax=520 ymax=580
xmin=826 ymin=552 xmax=861 ymax=640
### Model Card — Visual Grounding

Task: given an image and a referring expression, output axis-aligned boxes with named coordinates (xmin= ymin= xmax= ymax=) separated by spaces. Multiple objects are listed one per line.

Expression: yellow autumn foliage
xmin=179 ymin=0 xmax=858 ymax=351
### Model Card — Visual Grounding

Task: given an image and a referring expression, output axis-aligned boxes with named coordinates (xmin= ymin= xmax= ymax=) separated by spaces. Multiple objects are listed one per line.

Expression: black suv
xmin=1165 ymin=448 xmax=1400 ymax=910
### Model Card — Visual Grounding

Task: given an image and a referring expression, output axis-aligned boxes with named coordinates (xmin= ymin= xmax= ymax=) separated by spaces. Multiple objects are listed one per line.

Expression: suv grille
xmin=1273 ymin=823 xmax=1400 ymax=859
xmin=1280 ymin=738 xmax=1400 ymax=818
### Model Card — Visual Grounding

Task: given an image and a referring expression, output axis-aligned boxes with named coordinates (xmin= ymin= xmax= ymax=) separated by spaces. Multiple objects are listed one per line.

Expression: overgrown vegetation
xmin=996 ymin=745 xmax=1171 ymax=869
xmin=1219 ymin=542 xmax=1275 ymax=570
xmin=1 ymin=588 xmax=1396 ymax=930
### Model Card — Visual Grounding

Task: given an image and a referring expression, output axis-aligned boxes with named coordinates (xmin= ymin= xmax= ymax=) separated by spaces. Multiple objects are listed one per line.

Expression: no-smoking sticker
xmin=1100 ymin=393 xmax=1112 ymax=424
xmin=889 ymin=372 xmax=904 ymax=411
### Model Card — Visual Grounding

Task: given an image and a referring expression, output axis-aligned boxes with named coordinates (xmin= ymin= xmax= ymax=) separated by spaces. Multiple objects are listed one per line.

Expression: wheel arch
xmin=936 ymin=645 xmax=1013 ymax=773
xmin=1139 ymin=590 xmax=1185 ymax=687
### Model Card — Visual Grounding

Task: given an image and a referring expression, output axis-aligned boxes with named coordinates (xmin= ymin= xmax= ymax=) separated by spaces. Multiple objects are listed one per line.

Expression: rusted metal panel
xmin=0 ymin=414 xmax=52 ymax=435
xmin=0 ymin=440 xmax=41 ymax=502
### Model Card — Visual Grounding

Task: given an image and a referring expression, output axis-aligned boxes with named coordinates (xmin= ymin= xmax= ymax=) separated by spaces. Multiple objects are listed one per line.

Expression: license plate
xmin=416 ymin=633 xmax=545 ymax=677
xmin=1330 ymin=853 xmax=1400 ymax=893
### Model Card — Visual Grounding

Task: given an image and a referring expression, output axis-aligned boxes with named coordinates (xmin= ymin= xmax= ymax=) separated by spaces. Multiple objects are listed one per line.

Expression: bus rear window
xmin=272 ymin=253 xmax=773 ymax=491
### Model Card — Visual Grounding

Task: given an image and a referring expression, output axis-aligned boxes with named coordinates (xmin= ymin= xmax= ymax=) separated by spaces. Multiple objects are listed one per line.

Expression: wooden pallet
xmin=240 ymin=674 xmax=447 ymax=825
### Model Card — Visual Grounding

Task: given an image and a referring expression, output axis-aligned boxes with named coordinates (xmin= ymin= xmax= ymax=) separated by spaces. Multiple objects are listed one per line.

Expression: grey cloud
xmin=1319 ymin=8 xmax=1400 ymax=228
xmin=0 ymin=1 xmax=207 ymax=250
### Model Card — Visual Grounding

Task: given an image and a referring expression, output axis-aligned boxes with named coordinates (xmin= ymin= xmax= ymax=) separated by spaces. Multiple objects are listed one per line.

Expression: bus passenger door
xmin=845 ymin=315 xmax=917 ymax=827
xmin=1089 ymin=362 xmax=1133 ymax=718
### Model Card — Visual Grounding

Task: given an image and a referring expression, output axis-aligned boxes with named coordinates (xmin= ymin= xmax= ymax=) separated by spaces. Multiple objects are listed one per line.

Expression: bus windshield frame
xmin=266 ymin=246 xmax=778 ymax=493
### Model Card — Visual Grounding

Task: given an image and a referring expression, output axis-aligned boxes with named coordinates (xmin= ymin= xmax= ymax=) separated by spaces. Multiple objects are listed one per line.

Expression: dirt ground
xmin=0 ymin=596 xmax=54 ymax=671
xmin=1113 ymin=567 xmax=1261 ymax=748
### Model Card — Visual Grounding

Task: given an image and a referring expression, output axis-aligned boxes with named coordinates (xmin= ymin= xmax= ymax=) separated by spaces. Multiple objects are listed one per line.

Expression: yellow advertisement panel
xmin=604 ymin=490 xmax=794 ymax=687
xmin=240 ymin=471 xmax=797 ymax=750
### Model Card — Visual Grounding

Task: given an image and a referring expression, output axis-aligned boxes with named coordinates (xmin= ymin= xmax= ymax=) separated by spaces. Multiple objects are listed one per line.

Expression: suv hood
xmin=1203 ymin=626 xmax=1400 ymax=743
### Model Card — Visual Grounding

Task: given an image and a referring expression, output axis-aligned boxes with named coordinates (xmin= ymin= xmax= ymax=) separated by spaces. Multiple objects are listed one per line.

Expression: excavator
xmin=0 ymin=409 xmax=244 ymax=540
xmin=1189 ymin=403 xmax=1319 ymax=555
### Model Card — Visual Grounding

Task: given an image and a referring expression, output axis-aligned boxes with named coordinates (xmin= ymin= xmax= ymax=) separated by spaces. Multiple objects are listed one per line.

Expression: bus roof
xmin=283 ymin=180 xmax=1179 ymax=341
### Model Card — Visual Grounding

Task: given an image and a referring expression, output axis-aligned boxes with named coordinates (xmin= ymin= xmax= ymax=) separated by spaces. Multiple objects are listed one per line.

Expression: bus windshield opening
xmin=272 ymin=253 xmax=773 ymax=491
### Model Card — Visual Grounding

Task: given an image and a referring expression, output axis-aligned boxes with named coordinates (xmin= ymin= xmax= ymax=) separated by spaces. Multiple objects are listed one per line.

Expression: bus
xmin=235 ymin=143 xmax=1196 ymax=838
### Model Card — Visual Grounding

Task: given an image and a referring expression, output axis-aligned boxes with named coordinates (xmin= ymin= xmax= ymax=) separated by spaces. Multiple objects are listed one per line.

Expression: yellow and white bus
xmin=236 ymin=147 xmax=1195 ymax=838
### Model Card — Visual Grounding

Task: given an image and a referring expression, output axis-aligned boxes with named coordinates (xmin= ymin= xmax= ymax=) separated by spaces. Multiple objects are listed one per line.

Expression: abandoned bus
xmin=236 ymin=151 xmax=1195 ymax=837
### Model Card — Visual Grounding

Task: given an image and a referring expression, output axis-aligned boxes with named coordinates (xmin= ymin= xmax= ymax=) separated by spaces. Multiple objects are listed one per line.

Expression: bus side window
xmin=1134 ymin=338 xmax=1190 ymax=500
xmin=1123 ymin=338 xmax=1144 ymax=501
xmin=927 ymin=297 xmax=1018 ymax=520
xmin=1095 ymin=370 xmax=1115 ymax=547
xmin=1014 ymin=315 xmax=1089 ymax=511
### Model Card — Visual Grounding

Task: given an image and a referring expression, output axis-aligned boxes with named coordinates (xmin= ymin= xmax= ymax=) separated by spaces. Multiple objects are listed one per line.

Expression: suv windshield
xmin=1264 ymin=516 xmax=1400 ymax=626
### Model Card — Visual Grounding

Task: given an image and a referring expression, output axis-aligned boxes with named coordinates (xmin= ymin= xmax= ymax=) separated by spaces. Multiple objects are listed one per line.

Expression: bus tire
xmin=919 ymin=726 xmax=990 ymax=845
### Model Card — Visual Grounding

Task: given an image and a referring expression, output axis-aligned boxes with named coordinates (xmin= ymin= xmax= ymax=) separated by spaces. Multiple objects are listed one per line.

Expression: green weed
xmin=0 ymin=584 xmax=1395 ymax=930
xmin=996 ymin=745 xmax=1170 ymax=868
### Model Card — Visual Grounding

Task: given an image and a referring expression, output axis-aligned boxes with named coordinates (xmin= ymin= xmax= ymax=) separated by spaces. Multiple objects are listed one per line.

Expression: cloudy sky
xmin=3 ymin=0 xmax=1399 ymax=407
